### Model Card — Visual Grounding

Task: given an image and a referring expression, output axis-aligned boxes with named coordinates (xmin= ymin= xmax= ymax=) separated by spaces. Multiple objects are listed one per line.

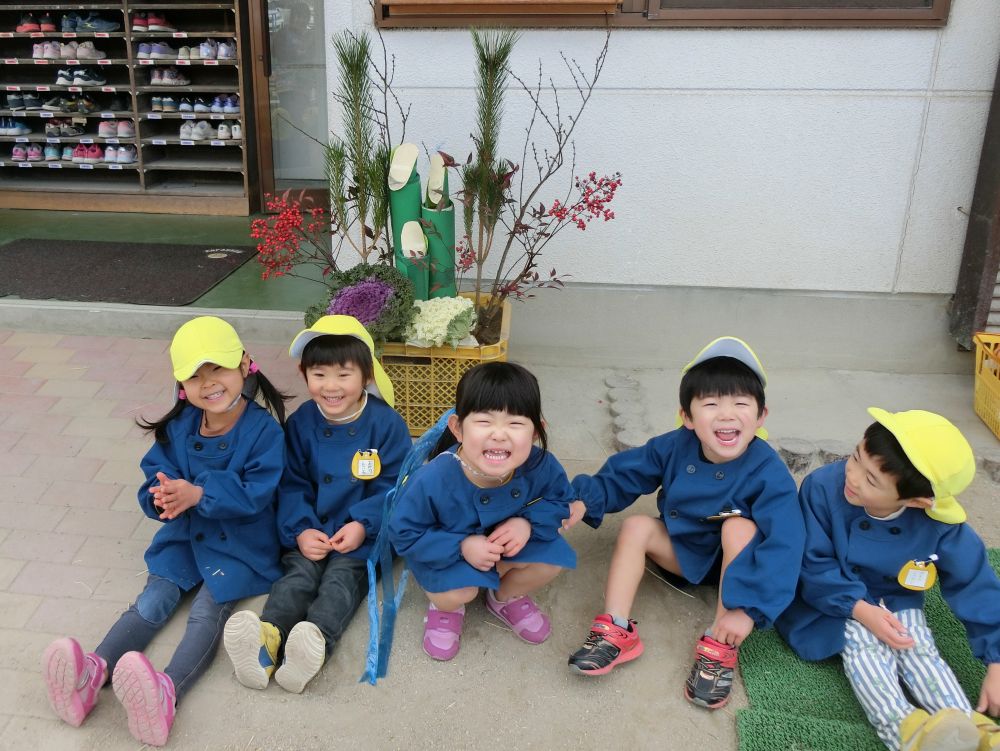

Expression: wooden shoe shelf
xmin=0 ymin=0 xmax=255 ymax=215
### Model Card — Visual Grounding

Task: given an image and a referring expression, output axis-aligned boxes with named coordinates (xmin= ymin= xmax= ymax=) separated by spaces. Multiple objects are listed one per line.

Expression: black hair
xmin=862 ymin=422 xmax=933 ymax=499
xmin=299 ymin=334 xmax=375 ymax=385
xmin=431 ymin=361 xmax=548 ymax=459
xmin=679 ymin=357 xmax=765 ymax=418
xmin=137 ymin=358 xmax=290 ymax=443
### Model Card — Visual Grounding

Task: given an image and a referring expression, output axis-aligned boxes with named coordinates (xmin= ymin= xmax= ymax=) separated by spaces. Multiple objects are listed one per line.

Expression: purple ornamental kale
xmin=327 ymin=278 xmax=395 ymax=325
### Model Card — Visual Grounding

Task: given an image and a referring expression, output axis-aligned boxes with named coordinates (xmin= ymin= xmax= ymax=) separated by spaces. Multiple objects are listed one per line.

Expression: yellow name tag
xmin=351 ymin=449 xmax=381 ymax=480
xmin=897 ymin=560 xmax=937 ymax=591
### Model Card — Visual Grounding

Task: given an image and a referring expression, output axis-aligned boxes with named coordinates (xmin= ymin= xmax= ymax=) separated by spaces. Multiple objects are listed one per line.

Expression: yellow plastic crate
xmin=973 ymin=332 xmax=1000 ymax=441
xmin=381 ymin=293 xmax=511 ymax=436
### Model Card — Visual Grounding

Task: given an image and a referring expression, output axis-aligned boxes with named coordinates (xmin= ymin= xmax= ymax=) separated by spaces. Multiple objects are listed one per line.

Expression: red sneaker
xmin=568 ymin=614 xmax=644 ymax=675
xmin=684 ymin=634 xmax=738 ymax=709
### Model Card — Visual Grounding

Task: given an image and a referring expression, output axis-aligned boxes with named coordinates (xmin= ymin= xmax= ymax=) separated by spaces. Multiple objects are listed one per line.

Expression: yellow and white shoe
xmin=901 ymin=708 xmax=979 ymax=751
xmin=973 ymin=712 xmax=1000 ymax=751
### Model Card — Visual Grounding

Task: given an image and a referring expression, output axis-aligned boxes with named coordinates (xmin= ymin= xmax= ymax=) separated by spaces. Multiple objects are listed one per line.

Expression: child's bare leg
xmin=495 ymin=562 xmax=561 ymax=601
xmin=711 ymin=516 xmax=757 ymax=646
xmin=605 ymin=514 xmax=680 ymax=619
xmin=427 ymin=587 xmax=479 ymax=612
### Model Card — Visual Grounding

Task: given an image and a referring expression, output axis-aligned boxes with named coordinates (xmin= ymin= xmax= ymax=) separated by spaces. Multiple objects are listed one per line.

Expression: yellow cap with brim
xmin=288 ymin=315 xmax=395 ymax=408
xmin=867 ymin=407 xmax=975 ymax=524
xmin=170 ymin=316 xmax=245 ymax=382
xmin=677 ymin=336 xmax=769 ymax=439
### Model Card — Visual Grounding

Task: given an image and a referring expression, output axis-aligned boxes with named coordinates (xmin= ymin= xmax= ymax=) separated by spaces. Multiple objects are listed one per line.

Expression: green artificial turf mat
xmin=737 ymin=549 xmax=1000 ymax=751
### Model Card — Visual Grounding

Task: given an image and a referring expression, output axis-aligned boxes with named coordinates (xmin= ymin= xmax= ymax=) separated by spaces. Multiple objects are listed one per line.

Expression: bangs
xmin=680 ymin=357 xmax=765 ymax=415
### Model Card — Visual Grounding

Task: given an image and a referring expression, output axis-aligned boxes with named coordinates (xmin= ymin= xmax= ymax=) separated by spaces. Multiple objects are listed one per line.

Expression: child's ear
xmin=901 ymin=496 xmax=934 ymax=511
xmin=447 ymin=413 xmax=463 ymax=443
xmin=240 ymin=352 xmax=251 ymax=377
xmin=298 ymin=363 xmax=307 ymax=380
xmin=758 ymin=405 xmax=769 ymax=422
xmin=679 ymin=408 xmax=694 ymax=429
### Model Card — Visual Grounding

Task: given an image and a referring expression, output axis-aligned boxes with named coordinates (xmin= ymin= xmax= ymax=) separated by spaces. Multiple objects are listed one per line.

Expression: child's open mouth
xmin=482 ymin=449 xmax=511 ymax=465
xmin=715 ymin=428 xmax=740 ymax=446
xmin=203 ymin=389 xmax=225 ymax=402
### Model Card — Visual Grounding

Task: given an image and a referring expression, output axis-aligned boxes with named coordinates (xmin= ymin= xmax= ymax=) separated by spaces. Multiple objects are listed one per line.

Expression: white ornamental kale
xmin=405 ymin=297 xmax=478 ymax=348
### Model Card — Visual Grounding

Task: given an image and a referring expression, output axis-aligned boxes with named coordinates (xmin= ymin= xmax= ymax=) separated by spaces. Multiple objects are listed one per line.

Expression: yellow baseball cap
xmin=170 ymin=316 xmax=245 ymax=382
xmin=867 ymin=407 xmax=975 ymax=524
xmin=288 ymin=315 xmax=395 ymax=408
xmin=682 ymin=336 xmax=767 ymax=388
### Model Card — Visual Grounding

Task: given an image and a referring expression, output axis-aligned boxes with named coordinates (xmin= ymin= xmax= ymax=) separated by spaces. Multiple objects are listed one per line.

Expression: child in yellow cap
xmin=776 ymin=409 xmax=1000 ymax=751
xmin=567 ymin=336 xmax=805 ymax=711
xmin=223 ymin=315 xmax=411 ymax=694
xmin=40 ymin=316 xmax=289 ymax=747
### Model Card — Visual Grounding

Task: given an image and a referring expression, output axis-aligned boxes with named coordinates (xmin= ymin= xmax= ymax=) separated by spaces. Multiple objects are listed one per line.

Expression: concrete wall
xmin=322 ymin=0 xmax=998 ymax=297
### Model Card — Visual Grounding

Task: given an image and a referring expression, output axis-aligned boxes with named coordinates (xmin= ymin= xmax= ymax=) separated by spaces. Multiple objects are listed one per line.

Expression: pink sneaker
xmin=486 ymin=591 xmax=552 ymax=644
xmin=41 ymin=637 xmax=107 ymax=727
xmin=112 ymin=652 xmax=176 ymax=747
xmin=422 ymin=605 xmax=464 ymax=661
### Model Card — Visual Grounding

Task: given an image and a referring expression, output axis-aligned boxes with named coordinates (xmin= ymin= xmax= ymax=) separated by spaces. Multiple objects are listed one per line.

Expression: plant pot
xmin=380 ymin=292 xmax=511 ymax=436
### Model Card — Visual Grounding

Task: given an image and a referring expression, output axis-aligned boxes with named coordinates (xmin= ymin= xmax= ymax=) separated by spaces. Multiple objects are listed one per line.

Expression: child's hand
xmin=151 ymin=471 xmax=203 ymax=520
xmin=712 ymin=607 xmax=754 ymax=647
xmin=488 ymin=517 xmax=531 ymax=557
xmin=852 ymin=600 xmax=915 ymax=650
xmin=297 ymin=528 xmax=332 ymax=561
xmin=330 ymin=521 xmax=366 ymax=554
xmin=561 ymin=500 xmax=587 ymax=532
xmin=977 ymin=662 xmax=1000 ymax=716
xmin=460 ymin=535 xmax=504 ymax=571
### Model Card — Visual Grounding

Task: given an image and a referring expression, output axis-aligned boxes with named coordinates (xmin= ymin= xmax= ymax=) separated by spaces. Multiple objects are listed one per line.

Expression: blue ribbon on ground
xmin=361 ymin=409 xmax=454 ymax=684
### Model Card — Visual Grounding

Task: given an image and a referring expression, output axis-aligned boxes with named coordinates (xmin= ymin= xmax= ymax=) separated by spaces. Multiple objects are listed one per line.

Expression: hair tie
xmin=248 ymin=361 xmax=259 ymax=374
xmin=177 ymin=389 xmax=187 ymax=400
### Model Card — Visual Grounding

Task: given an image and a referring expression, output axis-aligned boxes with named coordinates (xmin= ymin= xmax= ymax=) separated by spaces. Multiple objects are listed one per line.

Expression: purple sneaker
xmin=112 ymin=652 xmax=176 ymax=747
xmin=41 ymin=637 xmax=107 ymax=727
xmin=486 ymin=591 xmax=552 ymax=644
xmin=136 ymin=42 xmax=153 ymax=59
xmin=422 ymin=605 xmax=464 ymax=661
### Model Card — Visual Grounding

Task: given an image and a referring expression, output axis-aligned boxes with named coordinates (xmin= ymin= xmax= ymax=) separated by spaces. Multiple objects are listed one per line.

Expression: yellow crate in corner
xmin=381 ymin=293 xmax=512 ymax=436
xmin=973 ymin=332 xmax=1000 ymax=441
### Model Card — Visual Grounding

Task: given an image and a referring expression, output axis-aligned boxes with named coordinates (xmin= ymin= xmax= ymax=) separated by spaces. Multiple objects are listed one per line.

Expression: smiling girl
xmin=388 ymin=362 xmax=577 ymax=661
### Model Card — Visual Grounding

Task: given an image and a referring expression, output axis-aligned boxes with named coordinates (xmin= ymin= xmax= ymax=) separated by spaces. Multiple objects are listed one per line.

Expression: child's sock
xmin=430 ymin=602 xmax=465 ymax=614
xmin=610 ymin=614 xmax=631 ymax=630
xmin=487 ymin=589 xmax=508 ymax=606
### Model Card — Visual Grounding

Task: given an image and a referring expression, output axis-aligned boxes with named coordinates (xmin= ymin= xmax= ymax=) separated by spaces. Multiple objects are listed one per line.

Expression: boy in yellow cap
xmin=223 ymin=315 xmax=411 ymax=694
xmin=776 ymin=409 xmax=1000 ymax=751
xmin=567 ymin=336 xmax=805 ymax=711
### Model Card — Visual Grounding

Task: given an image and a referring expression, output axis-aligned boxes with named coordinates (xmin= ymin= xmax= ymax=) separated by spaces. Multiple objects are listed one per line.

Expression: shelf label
xmin=203 ymin=60 xmax=219 ymax=66
xmin=3 ymin=59 xmax=17 ymax=65
xmin=34 ymin=59 xmax=50 ymax=65
xmin=210 ymin=114 xmax=224 ymax=120
xmin=108 ymin=164 xmax=123 ymax=170
xmin=30 ymin=32 xmax=44 ymax=38
xmin=36 ymin=85 xmax=50 ymax=92
xmin=95 ymin=33 xmax=110 ymax=38
xmin=172 ymin=32 xmax=189 ymax=38
xmin=48 ymin=162 xmax=63 ymax=169
xmin=100 ymin=86 xmax=116 ymax=93
xmin=79 ymin=163 xmax=94 ymax=169
xmin=180 ymin=139 xmax=194 ymax=146
xmin=39 ymin=111 xmax=53 ymax=118
xmin=148 ymin=113 xmax=162 ymax=120
xmin=46 ymin=137 xmax=59 ymax=143
xmin=15 ymin=137 xmax=29 ymax=143
xmin=106 ymin=138 xmax=119 ymax=144
xmin=152 ymin=138 xmax=167 ymax=145
xmin=176 ymin=60 xmax=190 ymax=66
xmin=17 ymin=162 xmax=32 ymax=168
xmin=0 ymin=33 xmax=13 ymax=38
xmin=210 ymin=140 xmax=224 ymax=146
xmin=180 ymin=113 xmax=195 ymax=120
xmin=80 ymin=138 xmax=94 ymax=144
xmin=139 ymin=59 xmax=153 ymax=65
xmin=68 ymin=86 xmax=82 ymax=92
xmin=6 ymin=85 xmax=21 ymax=91
xmin=62 ymin=32 xmax=77 ymax=38
xmin=100 ymin=112 xmax=115 ymax=118
xmin=98 ymin=59 xmax=111 ymax=66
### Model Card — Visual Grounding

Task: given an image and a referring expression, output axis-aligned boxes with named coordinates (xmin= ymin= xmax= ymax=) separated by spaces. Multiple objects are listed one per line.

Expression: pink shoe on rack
xmin=41 ymin=637 xmax=107 ymax=727
xmin=485 ymin=590 xmax=552 ymax=644
xmin=112 ymin=651 xmax=176 ymax=747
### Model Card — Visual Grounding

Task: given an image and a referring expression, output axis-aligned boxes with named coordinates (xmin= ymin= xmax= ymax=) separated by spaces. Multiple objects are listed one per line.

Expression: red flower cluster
xmin=456 ymin=236 xmax=476 ymax=272
xmin=547 ymin=171 xmax=622 ymax=231
xmin=250 ymin=195 xmax=331 ymax=279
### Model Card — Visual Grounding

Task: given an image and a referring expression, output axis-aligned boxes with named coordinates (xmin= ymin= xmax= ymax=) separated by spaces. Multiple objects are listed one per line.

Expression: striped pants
xmin=842 ymin=608 xmax=972 ymax=751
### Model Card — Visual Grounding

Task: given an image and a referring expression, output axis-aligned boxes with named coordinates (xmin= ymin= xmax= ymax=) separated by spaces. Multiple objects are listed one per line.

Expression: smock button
xmin=195 ymin=533 xmax=204 ymax=541
xmin=851 ymin=565 xmax=860 ymax=574
xmin=715 ymin=471 xmax=725 ymax=480
xmin=511 ymin=489 xmax=521 ymax=498
xmin=193 ymin=442 xmax=203 ymax=451
xmin=219 ymin=442 xmax=227 ymax=450
xmin=323 ymin=475 xmax=332 ymax=484
xmin=686 ymin=465 xmax=696 ymax=474
xmin=480 ymin=496 xmax=490 ymax=505
xmin=320 ymin=516 xmax=328 ymax=524
xmin=668 ymin=510 xmax=679 ymax=519
xmin=350 ymin=477 xmax=358 ymax=484
xmin=323 ymin=429 xmax=332 ymax=438
xmin=220 ymin=533 xmax=227 ymax=541
xmin=348 ymin=428 xmax=357 ymax=436
xmin=859 ymin=520 xmax=871 ymax=530
xmin=890 ymin=527 xmax=901 ymax=535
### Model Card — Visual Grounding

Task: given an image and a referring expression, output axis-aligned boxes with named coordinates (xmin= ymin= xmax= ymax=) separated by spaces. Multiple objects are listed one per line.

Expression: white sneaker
xmin=43 ymin=42 xmax=61 ymax=59
xmin=150 ymin=67 xmax=163 ymax=84
xmin=32 ymin=43 xmax=44 ymax=59
xmin=198 ymin=39 xmax=218 ymax=59
xmin=189 ymin=45 xmax=201 ymax=61
xmin=190 ymin=121 xmax=213 ymax=141
xmin=179 ymin=121 xmax=194 ymax=139
xmin=178 ymin=46 xmax=190 ymax=60
xmin=76 ymin=41 xmax=105 ymax=59
xmin=217 ymin=41 xmax=236 ymax=60
xmin=116 ymin=120 xmax=135 ymax=138
xmin=274 ymin=622 xmax=326 ymax=694
xmin=116 ymin=144 xmax=136 ymax=164
xmin=59 ymin=42 xmax=78 ymax=59
xmin=216 ymin=123 xmax=231 ymax=140
xmin=231 ymin=122 xmax=242 ymax=140
xmin=104 ymin=145 xmax=118 ymax=162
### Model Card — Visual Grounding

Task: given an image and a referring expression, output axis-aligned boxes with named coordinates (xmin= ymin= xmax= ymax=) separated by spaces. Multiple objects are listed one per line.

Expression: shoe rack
xmin=0 ymin=1 xmax=256 ymax=215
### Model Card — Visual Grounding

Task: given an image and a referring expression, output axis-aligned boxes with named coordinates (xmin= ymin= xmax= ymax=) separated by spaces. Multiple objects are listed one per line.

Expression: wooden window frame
xmin=375 ymin=0 xmax=951 ymax=29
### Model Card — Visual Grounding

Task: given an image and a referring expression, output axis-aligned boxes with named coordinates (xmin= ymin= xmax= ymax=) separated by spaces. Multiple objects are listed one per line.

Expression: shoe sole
xmin=41 ymin=638 xmax=89 ymax=726
xmin=223 ymin=611 xmax=271 ymax=690
xmin=568 ymin=640 xmax=645 ymax=676
xmin=275 ymin=622 xmax=325 ymax=694
xmin=112 ymin=653 xmax=171 ymax=747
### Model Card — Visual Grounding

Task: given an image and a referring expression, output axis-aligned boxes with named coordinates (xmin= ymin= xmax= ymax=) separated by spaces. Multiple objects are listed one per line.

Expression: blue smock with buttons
xmin=571 ymin=427 xmax=804 ymax=629
xmin=277 ymin=396 xmax=411 ymax=559
xmin=388 ymin=446 xmax=578 ymax=593
xmin=775 ymin=460 xmax=1000 ymax=663
xmin=137 ymin=400 xmax=285 ymax=603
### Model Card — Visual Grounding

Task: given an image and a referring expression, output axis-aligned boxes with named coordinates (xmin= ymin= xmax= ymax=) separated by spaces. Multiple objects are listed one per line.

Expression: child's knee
xmin=618 ymin=514 xmax=662 ymax=547
xmin=135 ymin=577 xmax=183 ymax=625
xmin=721 ymin=516 xmax=757 ymax=550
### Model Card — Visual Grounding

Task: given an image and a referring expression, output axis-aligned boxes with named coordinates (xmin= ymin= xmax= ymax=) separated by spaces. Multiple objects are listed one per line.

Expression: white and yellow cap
xmin=288 ymin=315 xmax=395 ymax=408
xmin=682 ymin=336 xmax=767 ymax=388
xmin=170 ymin=316 xmax=245 ymax=382
xmin=867 ymin=407 xmax=975 ymax=524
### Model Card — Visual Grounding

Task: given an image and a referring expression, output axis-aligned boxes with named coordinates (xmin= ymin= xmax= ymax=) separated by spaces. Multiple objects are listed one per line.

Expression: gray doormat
xmin=0 ymin=239 xmax=257 ymax=306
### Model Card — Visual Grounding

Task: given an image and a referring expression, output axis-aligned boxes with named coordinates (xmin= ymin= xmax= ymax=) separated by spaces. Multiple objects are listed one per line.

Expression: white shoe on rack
xmin=231 ymin=122 xmax=242 ymax=140
xmin=216 ymin=123 xmax=231 ymax=140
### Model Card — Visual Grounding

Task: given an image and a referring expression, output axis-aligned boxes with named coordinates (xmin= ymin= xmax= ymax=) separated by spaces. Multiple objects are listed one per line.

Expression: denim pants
xmin=842 ymin=608 xmax=972 ymax=751
xmin=261 ymin=550 xmax=368 ymax=658
xmin=95 ymin=574 xmax=235 ymax=703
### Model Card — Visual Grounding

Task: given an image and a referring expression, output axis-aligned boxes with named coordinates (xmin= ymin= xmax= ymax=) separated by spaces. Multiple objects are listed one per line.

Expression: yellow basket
xmin=381 ymin=293 xmax=511 ymax=436
xmin=973 ymin=331 xmax=1000 ymax=441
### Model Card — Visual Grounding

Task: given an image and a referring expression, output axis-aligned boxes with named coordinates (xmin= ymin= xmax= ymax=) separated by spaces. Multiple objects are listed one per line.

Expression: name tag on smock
xmin=897 ymin=558 xmax=937 ymax=591
xmin=352 ymin=449 xmax=381 ymax=480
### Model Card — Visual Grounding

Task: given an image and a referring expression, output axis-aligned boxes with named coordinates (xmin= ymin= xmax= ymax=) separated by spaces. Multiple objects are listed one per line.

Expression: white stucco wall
xmin=322 ymin=0 xmax=999 ymax=295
